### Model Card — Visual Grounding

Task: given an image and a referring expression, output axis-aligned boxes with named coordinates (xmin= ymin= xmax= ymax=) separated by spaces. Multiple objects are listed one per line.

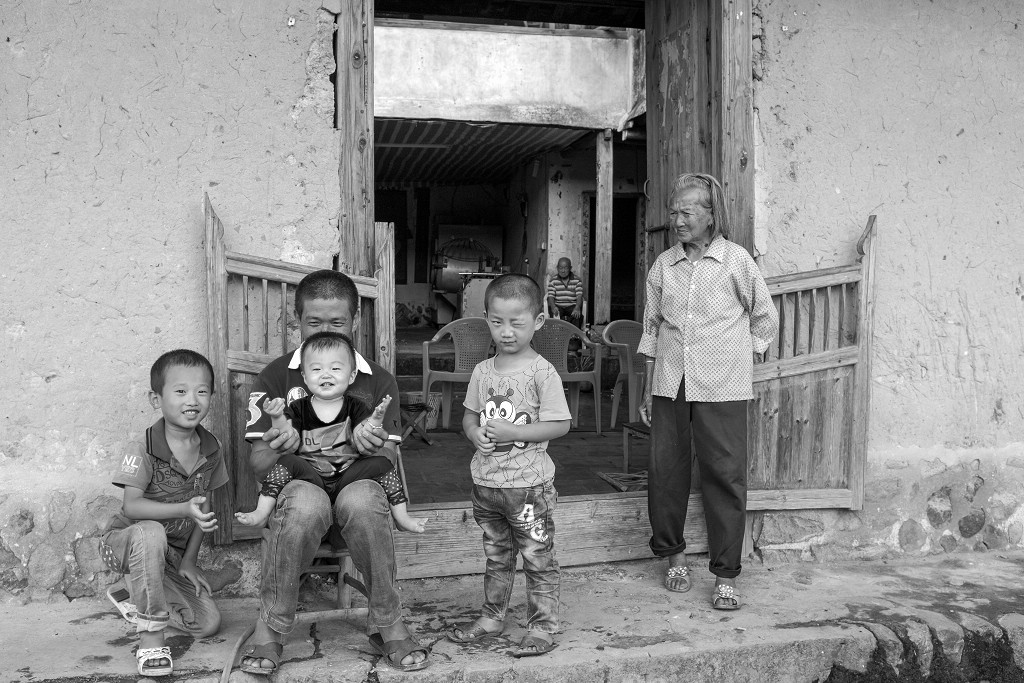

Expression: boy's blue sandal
xmin=369 ymin=633 xmax=430 ymax=671
xmin=136 ymin=646 xmax=173 ymax=677
xmin=239 ymin=641 xmax=283 ymax=676
xmin=512 ymin=633 xmax=557 ymax=658
xmin=712 ymin=583 xmax=740 ymax=610
xmin=665 ymin=565 xmax=691 ymax=593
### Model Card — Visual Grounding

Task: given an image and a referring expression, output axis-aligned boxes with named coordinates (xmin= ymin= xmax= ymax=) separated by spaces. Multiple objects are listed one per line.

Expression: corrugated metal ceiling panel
xmin=375 ymin=119 xmax=590 ymax=187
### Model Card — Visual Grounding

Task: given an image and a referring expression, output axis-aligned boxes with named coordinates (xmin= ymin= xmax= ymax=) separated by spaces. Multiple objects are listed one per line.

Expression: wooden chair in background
xmin=532 ymin=318 xmax=602 ymax=433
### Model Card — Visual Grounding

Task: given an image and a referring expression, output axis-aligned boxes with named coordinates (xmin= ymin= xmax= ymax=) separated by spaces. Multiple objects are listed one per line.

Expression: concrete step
xmin=6 ymin=553 xmax=1024 ymax=682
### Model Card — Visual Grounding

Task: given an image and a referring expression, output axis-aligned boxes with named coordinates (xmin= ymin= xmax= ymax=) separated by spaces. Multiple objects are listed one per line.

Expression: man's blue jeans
xmin=472 ymin=483 xmax=560 ymax=635
xmin=101 ymin=521 xmax=221 ymax=636
xmin=261 ymin=479 xmax=402 ymax=634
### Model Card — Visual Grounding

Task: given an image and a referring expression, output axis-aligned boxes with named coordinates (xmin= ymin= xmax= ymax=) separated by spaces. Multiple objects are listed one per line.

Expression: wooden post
xmin=204 ymin=193 xmax=234 ymax=545
xmin=336 ymin=0 xmax=375 ymax=279
xmin=715 ymin=0 xmax=754 ymax=255
xmin=374 ymin=221 xmax=396 ymax=375
xmin=850 ymin=215 xmax=877 ymax=511
xmin=594 ymin=129 xmax=614 ymax=326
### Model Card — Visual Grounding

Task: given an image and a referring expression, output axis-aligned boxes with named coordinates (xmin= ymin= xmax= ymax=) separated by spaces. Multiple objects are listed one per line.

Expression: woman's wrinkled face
xmin=668 ymin=188 xmax=714 ymax=247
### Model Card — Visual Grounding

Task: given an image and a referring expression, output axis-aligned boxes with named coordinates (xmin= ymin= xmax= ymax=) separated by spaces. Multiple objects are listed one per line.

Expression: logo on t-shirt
xmin=481 ymin=387 xmax=532 ymax=453
xmin=286 ymin=386 xmax=309 ymax=405
xmin=120 ymin=454 xmax=140 ymax=476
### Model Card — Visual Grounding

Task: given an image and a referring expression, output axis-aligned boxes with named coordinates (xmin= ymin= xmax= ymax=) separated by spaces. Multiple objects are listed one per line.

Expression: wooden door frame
xmin=643 ymin=0 xmax=754 ymax=291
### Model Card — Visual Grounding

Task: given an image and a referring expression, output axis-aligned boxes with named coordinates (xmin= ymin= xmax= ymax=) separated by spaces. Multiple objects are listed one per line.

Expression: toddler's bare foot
xmin=234 ymin=495 xmax=275 ymax=527
xmin=393 ymin=511 xmax=427 ymax=533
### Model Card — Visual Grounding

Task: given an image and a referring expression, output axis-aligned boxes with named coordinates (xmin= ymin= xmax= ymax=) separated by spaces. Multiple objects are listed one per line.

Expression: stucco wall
xmin=0 ymin=0 xmax=340 ymax=599
xmin=752 ymin=0 xmax=1024 ymax=559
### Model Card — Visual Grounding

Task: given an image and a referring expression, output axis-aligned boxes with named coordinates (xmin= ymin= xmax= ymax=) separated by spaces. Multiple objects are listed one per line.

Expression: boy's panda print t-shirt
xmin=464 ymin=355 xmax=571 ymax=488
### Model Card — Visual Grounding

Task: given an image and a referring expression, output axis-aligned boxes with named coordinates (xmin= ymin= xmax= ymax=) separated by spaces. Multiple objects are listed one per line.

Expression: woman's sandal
xmin=136 ymin=646 xmax=173 ymax=677
xmin=369 ymin=633 xmax=430 ymax=671
xmin=448 ymin=620 xmax=503 ymax=643
xmin=512 ymin=633 xmax=557 ymax=658
xmin=665 ymin=565 xmax=691 ymax=593
xmin=239 ymin=641 xmax=283 ymax=676
xmin=712 ymin=583 xmax=740 ymax=610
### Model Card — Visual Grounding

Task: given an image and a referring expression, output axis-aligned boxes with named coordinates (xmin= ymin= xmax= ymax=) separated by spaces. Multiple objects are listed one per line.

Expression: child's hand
xmin=263 ymin=397 xmax=286 ymax=417
xmin=483 ymin=418 xmax=517 ymax=444
xmin=187 ymin=496 xmax=219 ymax=533
xmin=178 ymin=561 xmax=212 ymax=597
xmin=470 ymin=425 xmax=495 ymax=455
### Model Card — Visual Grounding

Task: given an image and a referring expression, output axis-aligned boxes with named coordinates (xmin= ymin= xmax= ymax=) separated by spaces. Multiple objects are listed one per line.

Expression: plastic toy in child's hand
xmin=364 ymin=395 xmax=402 ymax=443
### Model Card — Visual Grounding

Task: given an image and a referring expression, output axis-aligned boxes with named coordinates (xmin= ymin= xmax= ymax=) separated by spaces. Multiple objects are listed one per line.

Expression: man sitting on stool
xmin=546 ymin=257 xmax=584 ymax=329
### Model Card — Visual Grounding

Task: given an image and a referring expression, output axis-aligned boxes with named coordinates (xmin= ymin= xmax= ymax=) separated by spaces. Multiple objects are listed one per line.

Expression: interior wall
xmin=545 ymin=142 xmax=645 ymax=299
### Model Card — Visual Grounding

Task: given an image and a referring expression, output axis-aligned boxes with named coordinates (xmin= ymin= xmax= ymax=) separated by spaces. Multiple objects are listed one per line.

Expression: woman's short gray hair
xmin=669 ymin=173 xmax=731 ymax=241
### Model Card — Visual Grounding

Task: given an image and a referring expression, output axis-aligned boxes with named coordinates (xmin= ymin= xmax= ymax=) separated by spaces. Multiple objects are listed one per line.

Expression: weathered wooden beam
xmin=204 ymin=194 xmax=234 ymax=545
xmin=398 ymin=492 xmax=708 ymax=579
xmin=594 ymin=129 xmax=614 ymax=325
xmin=374 ymin=221 xmax=396 ymax=375
xmin=337 ymin=0 xmax=375 ymax=278
xmin=850 ymin=216 xmax=877 ymax=511
xmin=715 ymin=0 xmax=754 ymax=254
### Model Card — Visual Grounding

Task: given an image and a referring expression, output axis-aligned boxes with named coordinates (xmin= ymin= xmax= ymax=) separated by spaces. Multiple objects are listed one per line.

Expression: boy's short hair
xmin=295 ymin=270 xmax=360 ymax=319
xmin=301 ymin=331 xmax=357 ymax=368
xmin=150 ymin=349 xmax=214 ymax=394
xmin=484 ymin=273 xmax=544 ymax=316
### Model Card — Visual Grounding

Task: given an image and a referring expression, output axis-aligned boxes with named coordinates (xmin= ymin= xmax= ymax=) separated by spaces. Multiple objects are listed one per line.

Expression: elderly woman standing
xmin=637 ymin=173 xmax=778 ymax=609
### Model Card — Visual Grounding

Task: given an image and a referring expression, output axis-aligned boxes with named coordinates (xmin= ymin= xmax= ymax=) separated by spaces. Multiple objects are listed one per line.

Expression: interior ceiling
xmin=375 ymin=118 xmax=591 ymax=187
xmin=375 ymin=0 xmax=644 ymax=29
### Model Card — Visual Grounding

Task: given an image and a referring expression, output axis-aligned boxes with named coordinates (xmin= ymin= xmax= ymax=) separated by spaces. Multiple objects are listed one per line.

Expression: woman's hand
xmin=638 ymin=390 xmax=653 ymax=427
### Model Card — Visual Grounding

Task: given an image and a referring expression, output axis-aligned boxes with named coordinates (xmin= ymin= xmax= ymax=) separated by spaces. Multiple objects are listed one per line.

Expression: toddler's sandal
xmin=137 ymin=646 xmax=173 ymax=677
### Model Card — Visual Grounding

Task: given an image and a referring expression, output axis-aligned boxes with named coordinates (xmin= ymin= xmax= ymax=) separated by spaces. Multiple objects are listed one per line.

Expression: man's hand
xmin=187 ymin=496 xmax=219 ymax=533
xmin=178 ymin=560 xmax=212 ymax=597
xmin=352 ymin=420 xmax=386 ymax=455
xmin=469 ymin=425 xmax=495 ymax=455
xmin=262 ymin=425 xmax=300 ymax=454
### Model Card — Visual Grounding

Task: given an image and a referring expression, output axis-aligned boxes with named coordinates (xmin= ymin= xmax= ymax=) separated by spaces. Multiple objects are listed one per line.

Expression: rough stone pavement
xmin=3 ymin=551 xmax=1023 ymax=682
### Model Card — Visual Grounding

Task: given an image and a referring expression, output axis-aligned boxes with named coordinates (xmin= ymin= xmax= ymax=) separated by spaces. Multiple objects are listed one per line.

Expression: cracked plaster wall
xmin=1 ymin=0 xmax=340 ymax=599
xmin=752 ymin=0 xmax=1024 ymax=560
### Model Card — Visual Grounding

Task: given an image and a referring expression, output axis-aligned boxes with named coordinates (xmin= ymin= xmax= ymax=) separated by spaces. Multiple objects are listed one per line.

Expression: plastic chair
xmin=532 ymin=318 xmax=602 ymax=434
xmin=602 ymin=320 xmax=645 ymax=428
xmin=422 ymin=317 xmax=494 ymax=429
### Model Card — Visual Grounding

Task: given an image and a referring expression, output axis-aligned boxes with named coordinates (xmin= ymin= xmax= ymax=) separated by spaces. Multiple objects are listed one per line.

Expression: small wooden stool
xmin=400 ymin=402 xmax=434 ymax=445
xmin=302 ymin=543 xmax=363 ymax=609
xmin=621 ymin=421 xmax=650 ymax=474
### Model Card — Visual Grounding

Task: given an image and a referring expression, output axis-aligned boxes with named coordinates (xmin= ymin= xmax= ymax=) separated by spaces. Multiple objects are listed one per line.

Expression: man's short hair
xmin=301 ymin=331 xmax=357 ymax=368
xmin=295 ymin=270 xmax=359 ymax=319
xmin=484 ymin=273 xmax=544 ymax=316
xmin=150 ymin=349 xmax=214 ymax=394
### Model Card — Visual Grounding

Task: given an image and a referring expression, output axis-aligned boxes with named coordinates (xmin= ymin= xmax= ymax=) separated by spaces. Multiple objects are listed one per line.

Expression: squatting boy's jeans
xmin=101 ymin=521 xmax=221 ymax=636
xmin=260 ymin=479 xmax=402 ymax=633
xmin=472 ymin=482 xmax=560 ymax=635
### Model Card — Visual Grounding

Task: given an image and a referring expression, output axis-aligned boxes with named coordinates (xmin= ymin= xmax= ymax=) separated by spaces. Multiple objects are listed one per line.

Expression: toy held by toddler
xmin=234 ymin=331 xmax=426 ymax=534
